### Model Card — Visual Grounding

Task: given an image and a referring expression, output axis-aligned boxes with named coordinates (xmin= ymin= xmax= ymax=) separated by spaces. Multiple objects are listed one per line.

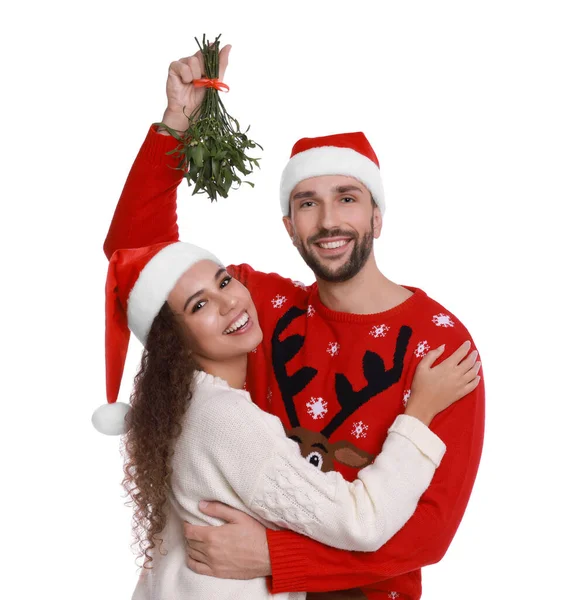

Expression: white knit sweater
xmin=131 ymin=371 xmax=446 ymax=600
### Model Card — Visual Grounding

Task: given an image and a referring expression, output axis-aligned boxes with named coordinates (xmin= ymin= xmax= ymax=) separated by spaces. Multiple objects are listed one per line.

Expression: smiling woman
xmin=167 ymin=260 xmax=262 ymax=381
xmin=91 ymin=237 xmax=480 ymax=600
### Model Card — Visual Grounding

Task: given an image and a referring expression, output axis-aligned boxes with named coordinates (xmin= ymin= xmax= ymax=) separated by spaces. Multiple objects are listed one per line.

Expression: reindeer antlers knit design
xmin=323 ymin=327 xmax=412 ymax=438
xmin=271 ymin=306 xmax=413 ymax=472
xmin=271 ymin=306 xmax=318 ymax=428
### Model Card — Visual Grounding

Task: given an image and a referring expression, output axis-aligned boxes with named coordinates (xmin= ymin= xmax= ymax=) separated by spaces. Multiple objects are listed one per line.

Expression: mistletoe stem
xmin=156 ymin=35 xmax=261 ymax=202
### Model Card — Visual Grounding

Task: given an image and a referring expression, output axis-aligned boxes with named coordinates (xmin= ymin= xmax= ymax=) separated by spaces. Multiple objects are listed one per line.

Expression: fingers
xmin=418 ymin=344 xmax=445 ymax=369
xmin=447 ymin=340 xmax=472 ymax=364
xmin=459 ymin=363 xmax=482 ymax=399
xmin=463 ymin=360 xmax=482 ymax=382
xmin=186 ymin=543 xmax=207 ymax=562
xmin=218 ymin=44 xmax=232 ymax=80
xmin=448 ymin=374 xmax=481 ymax=405
xmin=177 ymin=54 xmax=203 ymax=80
xmin=198 ymin=500 xmax=244 ymax=523
xmin=190 ymin=53 xmax=204 ymax=80
xmin=169 ymin=60 xmax=194 ymax=84
xmin=459 ymin=349 xmax=479 ymax=373
xmin=183 ymin=521 xmax=208 ymax=542
xmin=173 ymin=44 xmax=230 ymax=84
xmin=464 ymin=375 xmax=481 ymax=394
xmin=186 ymin=557 xmax=212 ymax=576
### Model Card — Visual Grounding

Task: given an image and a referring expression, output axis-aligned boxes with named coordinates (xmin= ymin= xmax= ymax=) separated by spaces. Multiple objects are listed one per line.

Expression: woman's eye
xmin=192 ymin=300 xmax=206 ymax=313
xmin=220 ymin=276 xmax=232 ymax=288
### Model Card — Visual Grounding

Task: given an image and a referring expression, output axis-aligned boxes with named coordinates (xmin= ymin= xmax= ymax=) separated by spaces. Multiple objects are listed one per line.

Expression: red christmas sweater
xmin=104 ymin=127 xmax=485 ymax=600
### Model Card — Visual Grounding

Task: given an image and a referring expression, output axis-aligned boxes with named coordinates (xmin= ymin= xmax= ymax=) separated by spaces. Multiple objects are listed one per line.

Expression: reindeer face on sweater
xmin=285 ymin=426 xmax=375 ymax=472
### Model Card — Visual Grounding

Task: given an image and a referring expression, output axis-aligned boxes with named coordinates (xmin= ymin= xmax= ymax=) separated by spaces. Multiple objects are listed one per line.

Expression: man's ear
xmin=372 ymin=206 xmax=383 ymax=239
xmin=282 ymin=215 xmax=297 ymax=245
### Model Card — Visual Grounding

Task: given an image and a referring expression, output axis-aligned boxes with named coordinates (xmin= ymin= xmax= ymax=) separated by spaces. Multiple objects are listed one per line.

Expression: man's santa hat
xmin=92 ymin=241 xmax=221 ymax=436
xmin=279 ymin=132 xmax=385 ymax=216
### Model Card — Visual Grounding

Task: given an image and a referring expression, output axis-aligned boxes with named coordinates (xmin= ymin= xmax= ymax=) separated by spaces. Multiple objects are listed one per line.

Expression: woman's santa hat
xmin=279 ymin=131 xmax=385 ymax=216
xmin=92 ymin=241 xmax=221 ymax=436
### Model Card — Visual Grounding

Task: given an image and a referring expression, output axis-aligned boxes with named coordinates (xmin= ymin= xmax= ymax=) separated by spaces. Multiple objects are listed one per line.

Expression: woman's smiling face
xmin=166 ymin=260 xmax=262 ymax=363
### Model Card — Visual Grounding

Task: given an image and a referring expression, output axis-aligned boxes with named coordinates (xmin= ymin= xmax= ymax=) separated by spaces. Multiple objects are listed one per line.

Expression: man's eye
xmin=300 ymin=201 xmax=315 ymax=208
xmin=220 ymin=276 xmax=232 ymax=288
xmin=342 ymin=196 xmax=355 ymax=203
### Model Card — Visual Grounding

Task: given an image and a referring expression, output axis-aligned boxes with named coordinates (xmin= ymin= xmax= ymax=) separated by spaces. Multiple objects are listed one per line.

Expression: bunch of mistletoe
xmin=159 ymin=35 xmax=262 ymax=201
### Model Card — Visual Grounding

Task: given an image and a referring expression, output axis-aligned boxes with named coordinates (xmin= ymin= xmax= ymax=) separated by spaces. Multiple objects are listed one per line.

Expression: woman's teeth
xmin=224 ymin=312 xmax=249 ymax=334
xmin=318 ymin=240 xmax=348 ymax=249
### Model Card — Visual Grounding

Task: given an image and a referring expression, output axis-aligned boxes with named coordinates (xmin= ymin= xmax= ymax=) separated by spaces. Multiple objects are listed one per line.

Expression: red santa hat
xmin=279 ymin=132 xmax=385 ymax=216
xmin=91 ymin=241 xmax=222 ymax=435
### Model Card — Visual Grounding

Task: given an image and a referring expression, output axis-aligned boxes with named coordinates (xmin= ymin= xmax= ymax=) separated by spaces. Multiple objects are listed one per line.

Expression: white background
xmin=1 ymin=1 xmax=578 ymax=598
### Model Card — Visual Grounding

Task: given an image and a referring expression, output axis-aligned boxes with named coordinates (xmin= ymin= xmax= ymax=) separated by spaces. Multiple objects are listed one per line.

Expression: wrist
xmin=262 ymin=532 xmax=272 ymax=576
xmin=404 ymin=400 xmax=434 ymax=427
xmin=160 ymin=108 xmax=189 ymax=135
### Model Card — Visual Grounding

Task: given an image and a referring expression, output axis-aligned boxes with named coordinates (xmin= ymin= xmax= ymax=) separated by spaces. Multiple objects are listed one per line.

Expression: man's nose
xmin=319 ymin=203 xmax=339 ymax=230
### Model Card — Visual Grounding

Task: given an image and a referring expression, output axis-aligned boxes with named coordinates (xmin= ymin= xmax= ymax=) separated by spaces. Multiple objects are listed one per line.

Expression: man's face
xmin=283 ymin=175 xmax=382 ymax=283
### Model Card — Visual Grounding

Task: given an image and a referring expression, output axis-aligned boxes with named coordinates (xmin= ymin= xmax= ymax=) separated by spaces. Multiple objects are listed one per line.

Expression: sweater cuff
xmin=388 ymin=414 xmax=446 ymax=467
xmin=266 ymin=529 xmax=308 ymax=593
xmin=140 ymin=124 xmax=182 ymax=167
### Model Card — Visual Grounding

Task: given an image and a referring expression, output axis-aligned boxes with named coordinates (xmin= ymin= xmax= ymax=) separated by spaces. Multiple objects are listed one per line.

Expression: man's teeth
xmin=224 ymin=312 xmax=249 ymax=334
xmin=318 ymin=240 xmax=348 ymax=249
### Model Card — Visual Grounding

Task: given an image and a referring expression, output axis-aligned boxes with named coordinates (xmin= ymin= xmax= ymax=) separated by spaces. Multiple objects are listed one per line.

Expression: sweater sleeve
xmin=188 ymin=391 xmax=446 ymax=553
xmin=266 ymin=371 xmax=485 ymax=593
xmin=103 ymin=126 xmax=183 ymax=259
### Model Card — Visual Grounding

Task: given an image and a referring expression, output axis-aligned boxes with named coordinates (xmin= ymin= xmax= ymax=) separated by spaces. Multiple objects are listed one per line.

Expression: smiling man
xmin=285 ymin=178 xmax=377 ymax=284
xmin=103 ymin=49 xmax=485 ymax=600
xmin=280 ymin=133 xmax=383 ymax=286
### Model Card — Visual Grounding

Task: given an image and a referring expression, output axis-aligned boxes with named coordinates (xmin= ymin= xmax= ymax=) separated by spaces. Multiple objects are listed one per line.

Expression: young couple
xmin=94 ymin=44 xmax=485 ymax=600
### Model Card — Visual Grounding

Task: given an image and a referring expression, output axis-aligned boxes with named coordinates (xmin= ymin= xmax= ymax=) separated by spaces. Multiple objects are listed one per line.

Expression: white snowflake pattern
xmin=387 ymin=593 xmax=400 ymax=599
xmin=414 ymin=340 xmax=430 ymax=358
xmin=266 ymin=387 xmax=273 ymax=403
xmin=306 ymin=397 xmax=328 ymax=420
xmin=307 ymin=304 xmax=315 ymax=317
xmin=432 ymin=313 xmax=455 ymax=328
xmin=403 ymin=389 xmax=412 ymax=407
xmin=327 ymin=342 xmax=340 ymax=357
xmin=351 ymin=420 xmax=369 ymax=439
xmin=292 ymin=280 xmax=307 ymax=290
xmin=271 ymin=295 xmax=287 ymax=309
xmin=370 ymin=324 xmax=390 ymax=338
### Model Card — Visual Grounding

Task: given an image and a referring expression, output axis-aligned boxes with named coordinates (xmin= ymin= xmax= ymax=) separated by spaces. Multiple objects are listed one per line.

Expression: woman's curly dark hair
xmin=121 ymin=302 xmax=197 ymax=568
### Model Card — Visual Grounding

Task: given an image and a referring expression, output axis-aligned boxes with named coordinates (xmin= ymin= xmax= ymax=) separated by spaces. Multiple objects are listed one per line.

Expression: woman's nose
xmin=221 ymin=292 xmax=239 ymax=313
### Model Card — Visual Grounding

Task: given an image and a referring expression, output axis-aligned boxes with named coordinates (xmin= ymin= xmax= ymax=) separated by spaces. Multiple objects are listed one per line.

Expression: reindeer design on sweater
xmin=272 ymin=306 xmax=413 ymax=473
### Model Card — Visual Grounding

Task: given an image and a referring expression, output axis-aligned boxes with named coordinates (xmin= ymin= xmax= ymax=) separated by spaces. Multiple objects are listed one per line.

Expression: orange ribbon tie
xmin=193 ymin=78 xmax=230 ymax=92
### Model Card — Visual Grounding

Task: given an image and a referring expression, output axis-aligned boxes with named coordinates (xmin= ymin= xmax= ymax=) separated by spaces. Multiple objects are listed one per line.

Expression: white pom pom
xmin=92 ymin=402 xmax=131 ymax=435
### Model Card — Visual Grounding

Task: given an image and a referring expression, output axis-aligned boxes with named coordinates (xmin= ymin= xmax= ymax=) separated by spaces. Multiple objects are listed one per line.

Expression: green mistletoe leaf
xmin=160 ymin=35 xmax=262 ymax=202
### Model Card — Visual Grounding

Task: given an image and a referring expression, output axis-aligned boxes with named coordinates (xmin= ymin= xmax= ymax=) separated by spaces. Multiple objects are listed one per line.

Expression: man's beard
xmin=294 ymin=225 xmax=374 ymax=283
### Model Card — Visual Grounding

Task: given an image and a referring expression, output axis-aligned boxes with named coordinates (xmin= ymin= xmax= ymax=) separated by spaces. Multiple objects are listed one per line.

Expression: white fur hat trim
xmin=127 ymin=242 xmax=222 ymax=345
xmin=279 ymin=146 xmax=385 ymax=215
